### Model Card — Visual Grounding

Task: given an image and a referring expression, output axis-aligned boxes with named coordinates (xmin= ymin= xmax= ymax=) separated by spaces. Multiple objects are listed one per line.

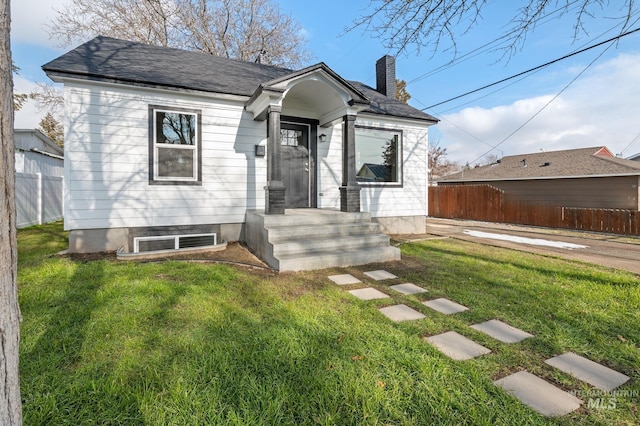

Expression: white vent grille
xmin=133 ymin=233 xmax=217 ymax=253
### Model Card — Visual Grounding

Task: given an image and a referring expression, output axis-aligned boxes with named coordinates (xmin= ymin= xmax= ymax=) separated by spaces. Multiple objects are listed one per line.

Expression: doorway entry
xmin=281 ymin=122 xmax=309 ymax=208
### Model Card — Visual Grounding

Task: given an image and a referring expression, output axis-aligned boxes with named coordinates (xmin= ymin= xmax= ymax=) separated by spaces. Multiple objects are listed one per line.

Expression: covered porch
xmin=245 ymin=62 xmax=372 ymax=215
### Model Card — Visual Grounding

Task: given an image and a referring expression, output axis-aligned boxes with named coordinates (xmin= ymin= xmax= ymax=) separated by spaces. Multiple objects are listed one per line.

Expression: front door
xmin=281 ymin=123 xmax=310 ymax=208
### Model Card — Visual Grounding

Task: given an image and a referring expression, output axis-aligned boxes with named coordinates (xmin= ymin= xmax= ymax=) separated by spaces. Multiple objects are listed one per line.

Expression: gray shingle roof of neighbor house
xmin=42 ymin=36 xmax=437 ymax=123
xmin=628 ymin=152 xmax=640 ymax=161
xmin=437 ymin=146 xmax=640 ymax=182
xmin=357 ymin=163 xmax=389 ymax=181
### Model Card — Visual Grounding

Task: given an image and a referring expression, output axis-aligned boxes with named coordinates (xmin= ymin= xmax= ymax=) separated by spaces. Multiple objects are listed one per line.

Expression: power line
xmin=407 ymin=0 xmax=584 ymax=85
xmin=618 ymin=131 xmax=640 ymax=157
xmin=422 ymin=26 xmax=640 ymax=110
xmin=433 ymin=21 xmax=627 ymax=114
xmin=468 ymin=41 xmax=615 ymax=165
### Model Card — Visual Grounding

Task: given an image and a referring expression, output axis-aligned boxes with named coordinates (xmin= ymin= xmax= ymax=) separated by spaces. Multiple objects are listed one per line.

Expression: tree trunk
xmin=0 ymin=0 xmax=22 ymax=423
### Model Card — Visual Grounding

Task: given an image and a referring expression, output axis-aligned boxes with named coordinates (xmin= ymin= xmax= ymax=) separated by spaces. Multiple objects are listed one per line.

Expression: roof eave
xmin=438 ymin=172 xmax=640 ymax=183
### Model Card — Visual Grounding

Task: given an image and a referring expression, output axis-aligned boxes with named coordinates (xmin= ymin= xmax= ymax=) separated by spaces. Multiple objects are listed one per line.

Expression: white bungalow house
xmin=43 ymin=36 xmax=437 ymax=270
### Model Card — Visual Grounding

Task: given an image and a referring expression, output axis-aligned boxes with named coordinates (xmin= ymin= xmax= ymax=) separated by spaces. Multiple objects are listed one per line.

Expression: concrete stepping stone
xmin=471 ymin=319 xmax=533 ymax=343
xmin=390 ymin=283 xmax=428 ymax=295
xmin=494 ymin=371 xmax=583 ymax=417
xmin=364 ymin=270 xmax=397 ymax=281
xmin=423 ymin=298 xmax=469 ymax=315
xmin=545 ymin=352 xmax=630 ymax=391
xmin=424 ymin=331 xmax=491 ymax=360
xmin=328 ymin=274 xmax=361 ymax=285
xmin=348 ymin=287 xmax=390 ymax=301
xmin=379 ymin=304 xmax=425 ymax=322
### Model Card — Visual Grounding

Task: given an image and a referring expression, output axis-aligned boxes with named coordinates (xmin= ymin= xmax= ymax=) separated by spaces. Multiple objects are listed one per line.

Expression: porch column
xmin=265 ymin=105 xmax=285 ymax=214
xmin=340 ymin=114 xmax=361 ymax=212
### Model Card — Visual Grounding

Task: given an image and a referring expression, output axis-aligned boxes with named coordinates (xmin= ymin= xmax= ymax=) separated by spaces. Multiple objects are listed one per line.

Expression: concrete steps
xmin=245 ymin=209 xmax=401 ymax=271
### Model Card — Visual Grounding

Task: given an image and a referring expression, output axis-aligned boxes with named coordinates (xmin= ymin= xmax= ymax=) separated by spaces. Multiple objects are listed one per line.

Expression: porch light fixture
xmin=319 ymin=133 xmax=327 ymax=143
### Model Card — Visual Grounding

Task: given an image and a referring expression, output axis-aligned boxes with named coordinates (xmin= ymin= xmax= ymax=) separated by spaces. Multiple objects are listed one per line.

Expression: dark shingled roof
xmin=43 ymin=36 xmax=437 ymax=123
xmin=438 ymin=146 xmax=640 ymax=182
xmin=357 ymin=163 xmax=390 ymax=181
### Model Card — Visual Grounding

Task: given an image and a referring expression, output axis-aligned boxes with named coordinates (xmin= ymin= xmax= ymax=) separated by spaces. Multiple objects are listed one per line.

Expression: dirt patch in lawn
xmin=61 ymin=242 xmax=270 ymax=270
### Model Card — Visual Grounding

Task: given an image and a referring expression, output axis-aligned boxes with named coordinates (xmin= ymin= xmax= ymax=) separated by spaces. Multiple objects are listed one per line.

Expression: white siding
xmin=17 ymin=151 xmax=63 ymax=177
xmin=64 ymin=82 xmax=267 ymax=230
xmin=318 ymin=115 xmax=429 ymax=218
xmin=64 ymin=81 xmax=429 ymax=232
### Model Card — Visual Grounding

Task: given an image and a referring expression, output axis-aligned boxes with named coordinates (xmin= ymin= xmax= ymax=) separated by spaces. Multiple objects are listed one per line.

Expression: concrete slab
xmin=348 ymin=287 xmax=390 ymax=301
xmin=471 ymin=319 xmax=533 ymax=343
xmin=390 ymin=283 xmax=428 ymax=295
xmin=494 ymin=371 xmax=583 ymax=417
xmin=328 ymin=274 xmax=361 ymax=285
xmin=379 ymin=304 xmax=426 ymax=322
xmin=545 ymin=352 xmax=630 ymax=391
xmin=423 ymin=298 xmax=469 ymax=315
xmin=424 ymin=331 xmax=491 ymax=361
xmin=364 ymin=270 xmax=397 ymax=281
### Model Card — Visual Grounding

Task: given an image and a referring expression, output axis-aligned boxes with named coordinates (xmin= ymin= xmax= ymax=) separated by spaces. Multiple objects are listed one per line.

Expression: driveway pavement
xmin=421 ymin=218 xmax=640 ymax=275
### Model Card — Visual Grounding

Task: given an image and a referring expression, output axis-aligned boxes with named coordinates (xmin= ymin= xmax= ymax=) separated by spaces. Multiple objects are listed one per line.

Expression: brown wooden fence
xmin=429 ymin=185 xmax=640 ymax=236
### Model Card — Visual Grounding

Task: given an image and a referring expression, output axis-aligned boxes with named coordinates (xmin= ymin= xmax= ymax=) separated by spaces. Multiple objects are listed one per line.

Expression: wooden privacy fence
xmin=16 ymin=172 xmax=64 ymax=228
xmin=429 ymin=185 xmax=639 ymax=236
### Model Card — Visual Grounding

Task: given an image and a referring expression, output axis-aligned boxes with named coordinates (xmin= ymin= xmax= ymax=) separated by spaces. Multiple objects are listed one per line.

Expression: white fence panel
xmin=16 ymin=172 xmax=64 ymax=228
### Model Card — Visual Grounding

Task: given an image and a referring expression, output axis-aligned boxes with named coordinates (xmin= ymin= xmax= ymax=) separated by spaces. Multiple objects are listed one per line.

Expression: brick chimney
xmin=376 ymin=55 xmax=396 ymax=98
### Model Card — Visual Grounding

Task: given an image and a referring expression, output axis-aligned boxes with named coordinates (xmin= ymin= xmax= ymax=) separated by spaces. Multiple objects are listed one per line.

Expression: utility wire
xmin=618 ymin=131 xmax=640 ymax=157
xmin=468 ymin=41 xmax=615 ymax=165
xmin=434 ymin=21 xmax=627 ymax=114
xmin=422 ymin=26 xmax=640 ymax=110
xmin=407 ymin=0 xmax=584 ymax=85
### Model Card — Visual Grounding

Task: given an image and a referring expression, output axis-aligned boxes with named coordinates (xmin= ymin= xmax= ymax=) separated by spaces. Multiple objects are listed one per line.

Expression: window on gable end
xmin=149 ymin=105 xmax=202 ymax=185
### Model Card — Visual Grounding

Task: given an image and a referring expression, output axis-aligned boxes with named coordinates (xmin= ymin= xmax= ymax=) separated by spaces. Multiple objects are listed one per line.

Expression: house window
xmin=149 ymin=105 xmax=202 ymax=185
xmin=281 ymin=128 xmax=302 ymax=146
xmin=355 ymin=126 xmax=402 ymax=185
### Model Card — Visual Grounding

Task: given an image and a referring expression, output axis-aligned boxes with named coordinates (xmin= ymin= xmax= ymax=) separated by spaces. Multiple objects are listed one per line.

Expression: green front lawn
xmin=18 ymin=222 xmax=640 ymax=425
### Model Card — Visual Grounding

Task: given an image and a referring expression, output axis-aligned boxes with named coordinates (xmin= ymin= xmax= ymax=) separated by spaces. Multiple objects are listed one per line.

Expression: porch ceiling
xmin=245 ymin=63 xmax=370 ymax=124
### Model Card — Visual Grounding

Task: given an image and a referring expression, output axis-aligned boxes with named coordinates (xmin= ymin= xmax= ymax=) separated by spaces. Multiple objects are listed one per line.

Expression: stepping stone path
xmin=423 ymin=297 xmax=469 ymax=315
xmin=545 ymin=352 xmax=630 ymax=392
xmin=471 ymin=319 xmax=533 ymax=343
xmin=390 ymin=283 xmax=428 ymax=295
xmin=364 ymin=270 xmax=397 ymax=281
xmin=328 ymin=269 xmax=631 ymax=418
xmin=348 ymin=287 xmax=389 ymax=301
xmin=425 ymin=331 xmax=491 ymax=360
xmin=379 ymin=304 xmax=426 ymax=322
xmin=328 ymin=274 xmax=361 ymax=285
xmin=494 ymin=371 xmax=583 ymax=417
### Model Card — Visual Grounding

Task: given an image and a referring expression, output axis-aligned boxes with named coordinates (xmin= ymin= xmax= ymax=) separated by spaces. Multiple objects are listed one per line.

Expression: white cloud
xmin=11 ymin=0 xmax=69 ymax=47
xmin=438 ymin=52 xmax=640 ymax=164
xmin=14 ymin=76 xmax=42 ymax=129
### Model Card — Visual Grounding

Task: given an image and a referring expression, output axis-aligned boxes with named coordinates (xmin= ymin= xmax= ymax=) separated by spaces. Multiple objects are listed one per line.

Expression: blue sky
xmin=11 ymin=0 xmax=640 ymax=163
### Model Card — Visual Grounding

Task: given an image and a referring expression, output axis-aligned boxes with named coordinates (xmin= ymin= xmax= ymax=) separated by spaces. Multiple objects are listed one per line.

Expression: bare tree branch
xmin=350 ymin=0 xmax=638 ymax=58
xmin=48 ymin=0 xmax=311 ymax=68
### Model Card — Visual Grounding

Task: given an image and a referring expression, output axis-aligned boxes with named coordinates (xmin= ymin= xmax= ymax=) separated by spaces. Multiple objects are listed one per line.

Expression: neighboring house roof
xmin=357 ymin=163 xmax=389 ymax=181
xmin=438 ymin=146 xmax=640 ymax=182
xmin=628 ymin=152 xmax=640 ymax=162
xmin=42 ymin=36 xmax=437 ymax=123
xmin=14 ymin=129 xmax=63 ymax=157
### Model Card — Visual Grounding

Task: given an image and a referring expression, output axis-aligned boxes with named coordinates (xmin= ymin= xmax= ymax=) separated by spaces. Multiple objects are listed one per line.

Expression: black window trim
xmin=355 ymin=124 xmax=404 ymax=188
xmin=148 ymin=104 xmax=203 ymax=186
